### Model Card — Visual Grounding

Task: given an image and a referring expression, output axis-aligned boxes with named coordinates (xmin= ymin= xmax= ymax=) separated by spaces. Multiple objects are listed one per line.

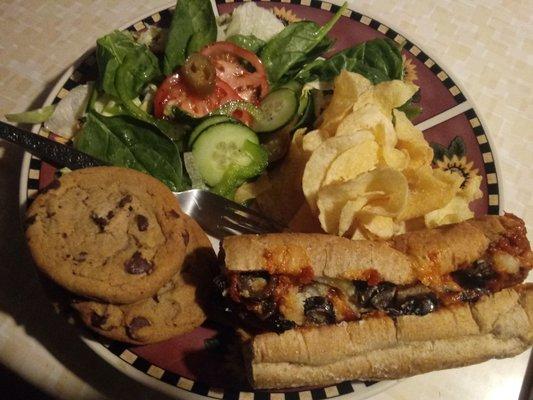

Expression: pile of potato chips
xmin=300 ymin=70 xmax=483 ymax=239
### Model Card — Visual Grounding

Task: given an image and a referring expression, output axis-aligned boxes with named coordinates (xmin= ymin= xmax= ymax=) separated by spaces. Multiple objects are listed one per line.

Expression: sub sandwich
xmin=216 ymin=213 xmax=533 ymax=388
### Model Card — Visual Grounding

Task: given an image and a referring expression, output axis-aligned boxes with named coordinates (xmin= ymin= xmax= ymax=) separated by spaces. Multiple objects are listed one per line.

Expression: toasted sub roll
xmin=248 ymin=284 xmax=533 ymax=389
xmin=219 ymin=214 xmax=532 ymax=331
xmin=223 ymin=214 xmax=531 ymax=285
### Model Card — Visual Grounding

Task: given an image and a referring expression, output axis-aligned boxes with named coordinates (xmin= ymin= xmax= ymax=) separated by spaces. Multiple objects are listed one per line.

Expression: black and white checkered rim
xmin=21 ymin=0 xmax=501 ymax=398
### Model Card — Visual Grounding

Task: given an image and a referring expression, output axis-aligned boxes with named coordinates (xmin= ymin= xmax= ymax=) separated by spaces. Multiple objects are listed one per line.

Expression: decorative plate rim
xmin=17 ymin=0 xmax=502 ymax=399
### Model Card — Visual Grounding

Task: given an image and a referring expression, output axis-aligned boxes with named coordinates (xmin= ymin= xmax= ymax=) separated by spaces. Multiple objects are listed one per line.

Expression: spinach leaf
xmin=260 ymin=3 xmax=346 ymax=85
xmin=296 ymin=38 xmax=404 ymax=84
xmin=75 ymin=113 xmax=187 ymax=191
xmin=112 ymin=46 xmax=161 ymax=100
xmin=227 ymin=34 xmax=266 ymax=53
xmin=163 ymin=0 xmax=217 ymax=75
xmin=114 ymin=48 xmax=189 ymax=144
xmin=96 ymin=31 xmax=146 ymax=97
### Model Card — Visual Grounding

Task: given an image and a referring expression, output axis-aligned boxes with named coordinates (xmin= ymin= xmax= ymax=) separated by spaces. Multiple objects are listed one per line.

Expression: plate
xmin=18 ymin=1 xmax=501 ymax=399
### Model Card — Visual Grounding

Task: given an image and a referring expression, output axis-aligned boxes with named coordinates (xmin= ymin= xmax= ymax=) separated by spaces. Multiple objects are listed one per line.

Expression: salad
xmin=7 ymin=0 xmax=418 ymax=201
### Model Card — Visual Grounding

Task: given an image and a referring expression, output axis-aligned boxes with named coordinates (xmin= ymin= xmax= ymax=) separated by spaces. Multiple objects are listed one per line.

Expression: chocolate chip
xmin=127 ymin=316 xmax=151 ymax=339
xmin=62 ymin=233 xmax=67 ymax=239
xmin=136 ymin=214 xmax=149 ymax=231
xmin=41 ymin=179 xmax=61 ymax=194
xmin=90 ymin=312 xmax=108 ymax=328
xmin=124 ymin=251 xmax=153 ymax=274
xmin=106 ymin=210 xmax=115 ymax=220
xmin=182 ymin=230 xmax=190 ymax=246
xmin=167 ymin=209 xmax=180 ymax=219
xmin=73 ymin=252 xmax=88 ymax=262
xmin=128 ymin=206 xmax=133 ymax=212
xmin=90 ymin=213 xmax=108 ymax=232
xmin=118 ymin=194 xmax=132 ymax=208
xmin=24 ymin=214 xmax=36 ymax=229
xmin=46 ymin=211 xmax=56 ymax=218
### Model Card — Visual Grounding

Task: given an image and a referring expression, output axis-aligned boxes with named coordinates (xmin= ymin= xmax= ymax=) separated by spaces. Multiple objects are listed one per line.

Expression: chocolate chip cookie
xmin=25 ymin=167 xmax=189 ymax=304
xmin=72 ymin=218 xmax=216 ymax=344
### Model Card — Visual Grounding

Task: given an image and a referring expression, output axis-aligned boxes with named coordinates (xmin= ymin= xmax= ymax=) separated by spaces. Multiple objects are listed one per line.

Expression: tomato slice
xmin=201 ymin=42 xmax=269 ymax=104
xmin=153 ymin=73 xmax=251 ymax=125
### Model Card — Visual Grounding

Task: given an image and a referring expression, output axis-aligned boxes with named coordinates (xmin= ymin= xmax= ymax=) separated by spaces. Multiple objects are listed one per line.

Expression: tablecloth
xmin=0 ymin=0 xmax=531 ymax=399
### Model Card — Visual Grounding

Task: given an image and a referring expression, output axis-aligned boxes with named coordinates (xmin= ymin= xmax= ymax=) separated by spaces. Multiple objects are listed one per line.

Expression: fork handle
xmin=0 ymin=121 xmax=106 ymax=170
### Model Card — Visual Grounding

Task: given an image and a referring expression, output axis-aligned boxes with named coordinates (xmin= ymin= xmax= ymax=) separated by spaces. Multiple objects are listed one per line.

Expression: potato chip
xmin=302 ymin=129 xmax=327 ymax=153
xmin=358 ymin=214 xmax=396 ymax=239
xmin=302 ymin=130 xmax=374 ymax=210
xmin=372 ymin=80 xmax=419 ymax=116
xmin=338 ymin=197 xmax=368 ymax=236
xmin=319 ymin=71 xmax=372 ymax=136
xmin=393 ymin=109 xmax=433 ymax=170
xmin=424 ymin=196 xmax=474 ymax=228
xmin=316 ymin=167 xmax=408 ymax=233
xmin=380 ymin=146 xmax=409 ymax=170
xmin=323 ymin=139 xmax=379 ymax=185
xmin=397 ymin=166 xmax=462 ymax=221
xmin=356 ymin=213 xmax=406 ymax=240
xmin=460 ymin=173 xmax=483 ymax=201
xmin=336 ymin=103 xmax=395 ymax=146
xmin=256 ymin=129 xmax=308 ymax=224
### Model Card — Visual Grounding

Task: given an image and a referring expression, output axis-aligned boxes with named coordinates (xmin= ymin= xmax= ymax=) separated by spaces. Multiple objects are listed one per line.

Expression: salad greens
xmin=75 ymin=113 xmax=186 ymax=191
xmin=6 ymin=105 xmax=55 ymax=124
xmin=96 ymin=31 xmax=148 ymax=98
xmin=227 ymin=34 xmax=265 ymax=53
xmin=260 ymin=3 xmax=346 ymax=85
xmin=296 ymin=38 xmax=404 ymax=84
xmin=6 ymin=0 xmax=421 ymax=200
xmin=163 ymin=0 xmax=217 ymax=75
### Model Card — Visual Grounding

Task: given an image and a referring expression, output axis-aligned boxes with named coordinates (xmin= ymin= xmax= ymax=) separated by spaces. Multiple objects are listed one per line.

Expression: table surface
xmin=0 ymin=0 xmax=532 ymax=399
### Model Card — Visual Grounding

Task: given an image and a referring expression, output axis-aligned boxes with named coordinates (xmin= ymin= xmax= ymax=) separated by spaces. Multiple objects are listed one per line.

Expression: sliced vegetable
xmin=224 ymin=2 xmax=285 ymax=42
xmin=182 ymin=53 xmax=216 ymax=96
xmin=259 ymin=3 xmax=346 ymax=84
xmin=163 ymin=0 xmax=217 ymax=75
xmin=260 ymin=126 xmax=292 ymax=163
xmin=183 ymin=151 xmax=208 ymax=189
xmin=280 ymin=81 xmax=303 ymax=94
xmin=252 ymin=88 xmax=299 ymax=133
xmin=75 ymin=112 xmax=187 ymax=191
xmin=201 ymin=41 xmax=269 ymax=104
xmin=296 ymin=38 xmax=404 ymax=84
xmin=188 ymin=115 xmax=234 ymax=148
xmin=227 ymin=34 xmax=265 ymax=53
xmin=45 ymin=83 xmax=93 ymax=138
xmin=213 ymin=140 xmax=268 ymax=199
xmin=5 ymin=105 xmax=55 ymax=124
xmin=191 ymin=122 xmax=262 ymax=186
xmin=92 ymin=93 xmax=126 ymax=117
xmin=114 ymin=49 xmax=188 ymax=143
xmin=154 ymin=73 xmax=249 ymax=125
xmin=210 ymin=100 xmax=259 ymax=124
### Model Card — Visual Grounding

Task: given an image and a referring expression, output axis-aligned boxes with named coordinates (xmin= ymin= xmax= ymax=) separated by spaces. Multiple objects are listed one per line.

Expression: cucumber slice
xmin=192 ymin=122 xmax=260 ymax=186
xmin=252 ymin=88 xmax=298 ymax=133
xmin=280 ymin=81 xmax=302 ymax=94
xmin=188 ymin=115 xmax=234 ymax=148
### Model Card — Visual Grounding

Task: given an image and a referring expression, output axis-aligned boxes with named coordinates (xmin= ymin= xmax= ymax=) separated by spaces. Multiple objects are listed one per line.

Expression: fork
xmin=0 ymin=120 xmax=284 ymax=237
